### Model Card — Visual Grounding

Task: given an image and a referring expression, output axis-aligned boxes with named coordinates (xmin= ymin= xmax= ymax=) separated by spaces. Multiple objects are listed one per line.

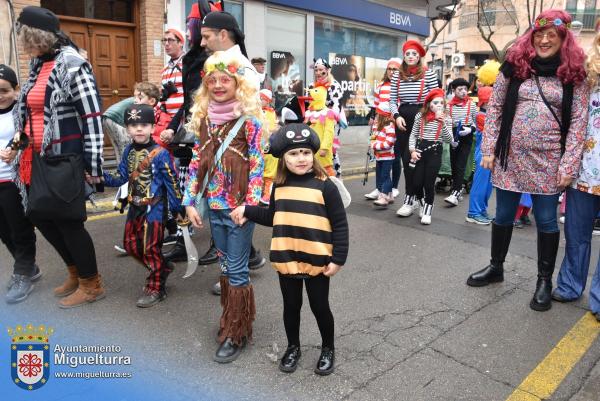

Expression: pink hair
xmin=506 ymin=9 xmax=586 ymax=84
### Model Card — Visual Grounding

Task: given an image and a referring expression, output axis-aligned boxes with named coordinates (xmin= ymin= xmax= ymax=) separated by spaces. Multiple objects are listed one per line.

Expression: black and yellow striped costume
xmin=244 ymin=171 xmax=349 ymax=276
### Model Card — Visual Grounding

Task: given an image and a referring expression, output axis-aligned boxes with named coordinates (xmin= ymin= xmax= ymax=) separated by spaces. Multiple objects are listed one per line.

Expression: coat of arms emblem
xmin=8 ymin=324 xmax=53 ymax=390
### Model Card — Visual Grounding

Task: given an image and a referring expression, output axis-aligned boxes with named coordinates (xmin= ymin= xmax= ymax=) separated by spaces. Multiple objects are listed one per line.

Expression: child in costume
xmin=409 ymin=88 xmax=453 ymax=224
xmin=370 ymin=90 xmax=397 ymax=208
xmin=466 ymin=61 xmax=500 ymax=225
xmin=305 ymin=84 xmax=338 ymax=176
xmin=230 ymin=123 xmax=349 ymax=376
xmin=103 ymin=104 xmax=182 ymax=308
xmin=260 ymin=89 xmax=278 ymax=205
xmin=0 ymin=64 xmax=41 ymax=304
xmin=445 ymin=78 xmax=478 ymax=207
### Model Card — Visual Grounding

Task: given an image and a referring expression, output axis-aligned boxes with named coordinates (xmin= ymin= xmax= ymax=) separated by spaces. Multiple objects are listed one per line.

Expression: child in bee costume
xmin=104 ymin=104 xmax=182 ymax=308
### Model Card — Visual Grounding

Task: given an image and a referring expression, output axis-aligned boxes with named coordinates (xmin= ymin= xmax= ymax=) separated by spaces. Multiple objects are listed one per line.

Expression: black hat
xmin=18 ymin=6 xmax=60 ymax=34
xmin=124 ymin=104 xmax=155 ymax=126
xmin=201 ymin=11 xmax=248 ymax=57
xmin=0 ymin=64 xmax=18 ymax=87
xmin=450 ymin=78 xmax=470 ymax=90
xmin=268 ymin=123 xmax=320 ymax=158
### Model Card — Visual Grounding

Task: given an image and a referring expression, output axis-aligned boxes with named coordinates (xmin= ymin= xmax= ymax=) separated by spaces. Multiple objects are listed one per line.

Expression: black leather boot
xmin=279 ymin=345 xmax=301 ymax=373
xmin=162 ymin=237 xmax=187 ymax=263
xmin=530 ymin=231 xmax=560 ymax=312
xmin=198 ymin=238 xmax=218 ymax=265
xmin=214 ymin=337 xmax=246 ymax=363
xmin=467 ymin=222 xmax=513 ymax=287
xmin=314 ymin=347 xmax=335 ymax=375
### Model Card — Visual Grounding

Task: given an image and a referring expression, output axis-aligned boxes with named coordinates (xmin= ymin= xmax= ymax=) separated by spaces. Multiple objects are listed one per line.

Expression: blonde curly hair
xmin=187 ymin=51 xmax=263 ymax=133
xmin=18 ymin=25 xmax=58 ymax=56
xmin=586 ymin=20 xmax=600 ymax=89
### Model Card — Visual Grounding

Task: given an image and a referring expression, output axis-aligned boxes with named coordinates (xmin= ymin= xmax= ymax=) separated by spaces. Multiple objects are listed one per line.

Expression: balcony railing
xmin=567 ymin=9 xmax=600 ymax=31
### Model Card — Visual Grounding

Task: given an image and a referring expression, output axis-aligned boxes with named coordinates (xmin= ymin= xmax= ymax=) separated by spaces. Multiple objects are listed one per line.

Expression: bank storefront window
xmin=315 ymin=16 xmax=406 ymax=125
xmin=266 ymin=8 xmax=306 ymax=112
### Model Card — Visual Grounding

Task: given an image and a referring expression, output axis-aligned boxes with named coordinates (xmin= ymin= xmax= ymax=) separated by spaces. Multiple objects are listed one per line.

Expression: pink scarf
xmin=208 ymin=99 xmax=241 ymax=125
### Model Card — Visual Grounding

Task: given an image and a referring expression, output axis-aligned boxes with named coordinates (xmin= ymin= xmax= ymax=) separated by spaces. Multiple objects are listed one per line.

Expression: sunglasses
xmin=205 ymin=75 xmax=235 ymax=87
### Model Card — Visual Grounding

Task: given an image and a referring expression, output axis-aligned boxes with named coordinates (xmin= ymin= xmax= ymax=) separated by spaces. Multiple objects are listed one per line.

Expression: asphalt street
xmin=2 ymin=148 xmax=600 ymax=400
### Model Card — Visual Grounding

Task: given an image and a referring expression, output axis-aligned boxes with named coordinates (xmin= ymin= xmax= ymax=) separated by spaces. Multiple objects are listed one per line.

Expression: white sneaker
xmin=559 ymin=216 xmax=565 ymax=224
xmin=373 ymin=193 xmax=389 ymax=208
xmin=444 ymin=193 xmax=459 ymax=206
xmin=364 ymin=188 xmax=380 ymax=200
xmin=420 ymin=203 xmax=433 ymax=225
xmin=114 ymin=245 xmax=127 ymax=254
xmin=392 ymin=188 xmax=399 ymax=198
xmin=418 ymin=200 xmax=425 ymax=218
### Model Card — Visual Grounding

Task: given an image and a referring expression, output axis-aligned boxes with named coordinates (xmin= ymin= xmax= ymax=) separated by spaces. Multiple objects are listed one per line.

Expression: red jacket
xmin=152 ymin=108 xmax=173 ymax=150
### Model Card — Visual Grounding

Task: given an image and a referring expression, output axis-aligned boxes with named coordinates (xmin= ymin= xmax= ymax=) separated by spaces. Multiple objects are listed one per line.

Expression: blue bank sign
xmin=265 ymin=0 xmax=430 ymax=37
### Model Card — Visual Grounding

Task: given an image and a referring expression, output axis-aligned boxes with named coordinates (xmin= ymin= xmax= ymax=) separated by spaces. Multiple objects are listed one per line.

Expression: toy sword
xmin=178 ymin=219 xmax=199 ymax=279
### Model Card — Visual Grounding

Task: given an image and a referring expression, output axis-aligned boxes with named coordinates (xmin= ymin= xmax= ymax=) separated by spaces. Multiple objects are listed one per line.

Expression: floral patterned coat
xmin=481 ymin=73 xmax=589 ymax=194
xmin=573 ymin=86 xmax=600 ymax=196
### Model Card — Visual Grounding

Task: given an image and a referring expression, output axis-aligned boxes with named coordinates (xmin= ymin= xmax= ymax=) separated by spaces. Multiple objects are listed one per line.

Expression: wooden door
xmin=60 ymin=20 xmax=136 ymax=110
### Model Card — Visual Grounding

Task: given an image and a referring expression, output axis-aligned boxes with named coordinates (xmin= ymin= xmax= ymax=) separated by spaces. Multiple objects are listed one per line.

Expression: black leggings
xmin=412 ymin=142 xmax=443 ymax=205
xmin=392 ymin=104 xmax=421 ymax=193
xmin=450 ymin=132 xmax=473 ymax=192
xmin=0 ymin=182 xmax=36 ymax=275
xmin=278 ymin=273 xmax=334 ymax=349
xmin=30 ymin=217 xmax=98 ymax=278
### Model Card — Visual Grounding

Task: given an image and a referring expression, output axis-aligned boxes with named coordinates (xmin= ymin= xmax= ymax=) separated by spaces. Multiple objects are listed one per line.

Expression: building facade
xmin=428 ymin=0 xmax=599 ymax=87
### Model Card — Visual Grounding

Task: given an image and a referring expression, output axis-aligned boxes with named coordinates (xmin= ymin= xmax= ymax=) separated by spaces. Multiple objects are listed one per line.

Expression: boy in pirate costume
xmin=103 ymin=104 xmax=182 ymax=308
xmin=445 ymin=78 xmax=478 ymax=206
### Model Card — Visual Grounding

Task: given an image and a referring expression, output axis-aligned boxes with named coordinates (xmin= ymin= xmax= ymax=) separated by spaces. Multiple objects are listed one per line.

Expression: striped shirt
xmin=409 ymin=112 xmax=453 ymax=150
xmin=448 ymin=98 xmax=477 ymax=128
xmin=244 ymin=172 xmax=349 ymax=277
xmin=371 ymin=122 xmax=396 ymax=160
xmin=161 ymin=54 xmax=184 ymax=116
xmin=374 ymin=81 xmax=392 ymax=116
xmin=389 ymin=69 xmax=439 ymax=118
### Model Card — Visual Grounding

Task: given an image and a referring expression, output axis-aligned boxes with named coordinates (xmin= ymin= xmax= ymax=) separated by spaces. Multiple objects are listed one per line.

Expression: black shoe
xmin=530 ymin=231 xmax=559 ymax=312
xmin=198 ymin=240 xmax=219 ymax=265
xmin=163 ymin=234 xmax=178 ymax=246
xmin=314 ymin=347 xmax=335 ymax=376
xmin=163 ymin=238 xmax=187 ymax=263
xmin=467 ymin=223 xmax=513 ymax=287
xmin=136 ymin=291 xmax=166 ymax=308
xmin=279 ymin=345 xmax=301 ymax=373
xmin=214 ymin=337 xmax=246 ymax=363
xmin=249 ymin=246 xmax=266 ymax=270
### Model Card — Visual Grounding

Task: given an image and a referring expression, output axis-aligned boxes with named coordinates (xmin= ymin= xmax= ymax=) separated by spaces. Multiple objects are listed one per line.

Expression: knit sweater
xmin=244 ymin=171 xmax=349 ymax=277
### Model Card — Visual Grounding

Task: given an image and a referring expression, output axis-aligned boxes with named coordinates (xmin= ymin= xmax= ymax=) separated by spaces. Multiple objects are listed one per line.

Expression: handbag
xmin=26 ymin=114 xmax=86 ymax=221
xmin=195 ymin=116 xmax=249 ymax=218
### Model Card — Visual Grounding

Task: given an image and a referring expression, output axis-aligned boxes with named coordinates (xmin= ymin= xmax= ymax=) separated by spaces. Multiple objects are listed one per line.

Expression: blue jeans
xmin=467 ymin=132 xmax=493 ymax=217
xmin=555 ymin=187 xmax=600 ymax=313
xmin=376 ymin=160 xmax=394 ymax=194
xmin=208 ymin=209 xmax=255 ymax=287
xmin=494 ymin=188 xmax=559 ymax=233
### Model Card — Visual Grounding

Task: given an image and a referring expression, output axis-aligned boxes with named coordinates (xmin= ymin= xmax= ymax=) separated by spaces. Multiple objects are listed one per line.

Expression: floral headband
xmin=533 ymin=17 xmax=572 ymax=30
xmin=201 ymin=61 xmax=245 ymax=78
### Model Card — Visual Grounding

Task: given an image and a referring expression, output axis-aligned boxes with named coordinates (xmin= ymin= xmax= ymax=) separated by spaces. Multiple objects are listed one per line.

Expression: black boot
xmin=467 ymin=222 xmax=513 ymax=287
xmin=314 ymin=347 xmax=335 ymax=375
xmin=279 ymin=345 xmax=301 ymax=373
xmin=530 ymin=231 xmax=560 ymax=312
xmin=162 ymin=237 xmax=187 ymax=263
xmin=198 ymin=238 xmax=218 ymax=265
xmin=214 ymin=337 xmax=246 ymax=363
xmin=248 ymin=245 xmax=266 ymax=270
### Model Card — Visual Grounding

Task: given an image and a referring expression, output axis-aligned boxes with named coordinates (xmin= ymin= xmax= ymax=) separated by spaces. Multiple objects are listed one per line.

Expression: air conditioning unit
xmin=451 ymin=53 xmax=465 ymax=68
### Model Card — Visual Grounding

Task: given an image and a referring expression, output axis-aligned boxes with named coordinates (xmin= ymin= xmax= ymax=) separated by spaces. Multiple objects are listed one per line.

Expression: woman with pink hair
xmin=466 ymin=9 xmax=589 ymax=312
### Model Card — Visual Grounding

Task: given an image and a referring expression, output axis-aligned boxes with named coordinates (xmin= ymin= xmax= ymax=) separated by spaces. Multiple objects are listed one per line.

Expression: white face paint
xmin=404 ymin=49 xmax=420 ymax=66
xmin=429 ymin=98 xmax=445 ymax=113
xmin=454 ymin=86 xmax=468 ymax=99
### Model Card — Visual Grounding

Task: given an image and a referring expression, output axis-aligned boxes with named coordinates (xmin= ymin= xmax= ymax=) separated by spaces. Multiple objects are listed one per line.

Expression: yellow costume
xmin=262 ymin=106 xmax=279 ymax=204
xmin=304 ymin=85 xmax=338 ymax=175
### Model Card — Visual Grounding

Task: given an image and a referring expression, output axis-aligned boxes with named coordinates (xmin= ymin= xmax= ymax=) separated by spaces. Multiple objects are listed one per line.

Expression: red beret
xmin=425 ymin=88 xmax=445 ymax=104
xmin=402 ymin=40 xmax=426 ymax=58
xmin=165 ymin=28 xmax=184 ymax=43
xmin=477 ymin=86 xmax=493 ymax=106
xmin=188 ymin=3 xmax=200 ymax=19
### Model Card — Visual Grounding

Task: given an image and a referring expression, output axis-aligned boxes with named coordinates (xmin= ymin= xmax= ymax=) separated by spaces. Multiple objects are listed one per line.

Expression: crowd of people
xmin=1 ymin=3 xmax=600 ymax=376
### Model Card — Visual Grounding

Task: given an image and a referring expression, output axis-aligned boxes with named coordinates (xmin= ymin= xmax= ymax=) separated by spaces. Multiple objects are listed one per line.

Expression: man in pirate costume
xmin=444 ymin=78 xmax=478 ymax=206
xmin=104 ymin=104 xmax=182 ymax=308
